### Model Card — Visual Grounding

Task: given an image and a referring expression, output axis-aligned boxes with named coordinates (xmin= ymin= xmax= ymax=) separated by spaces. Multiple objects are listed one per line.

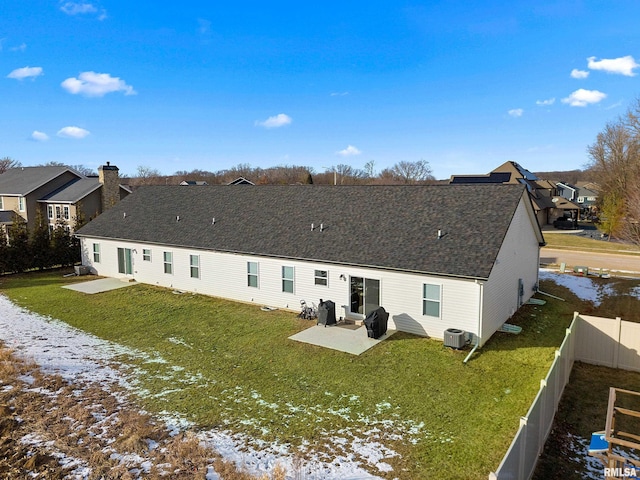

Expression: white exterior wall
xmin=480 ymin=196 xmax=541 ymax=345
xmin=80 ymin=238 xmax=482 ymax=340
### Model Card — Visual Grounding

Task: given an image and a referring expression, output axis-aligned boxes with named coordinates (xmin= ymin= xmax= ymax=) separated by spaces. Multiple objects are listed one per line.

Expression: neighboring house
xmin=227 ymin=177 xmax=255 ymax=185
xmin=0 ymin=163 xmax=127 ymax=235
xmin=450 ymin=161 xmax=558 ymax=227
xmin=574 ymin=182 xmax=599 ymax=216
xmin=180 ymin=180 xmax=209 ymax=186
xmin=75 ymin=184 xmax=544 ymax=347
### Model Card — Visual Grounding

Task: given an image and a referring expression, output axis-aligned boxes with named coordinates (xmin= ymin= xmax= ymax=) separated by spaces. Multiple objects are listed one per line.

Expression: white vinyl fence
xmin=489 ymin=312 xmax=640 ymax=480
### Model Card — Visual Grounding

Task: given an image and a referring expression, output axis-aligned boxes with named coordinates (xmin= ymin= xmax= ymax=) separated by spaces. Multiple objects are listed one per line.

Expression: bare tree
xmin=587 ymin=99 xmax=640 ymax=243
xmin=621 ymin=176 xmax=640 ymax=246
xmin=134 ymin=165 xmax=163 ymax=185
xmin=0 ymin=157 xmax=21 ymax=174
xmin=388 ymin=159 xmax=435 ymax=184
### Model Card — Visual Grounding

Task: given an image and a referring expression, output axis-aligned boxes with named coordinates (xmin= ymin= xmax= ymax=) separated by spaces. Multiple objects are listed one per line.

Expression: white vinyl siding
xmin=80 ymin=238 xmax=484 ymax=339
xmin=92 ymin=243 xmax=100 ymax=263
xmin=481 ymin=196 xmax=540 ymax=345
xmin=423 ymin=284 xmax=441 ymax=317
xmin=314 ymin=269 xmax=328 ymax=286
xmin=282 ymin=266 xmax=294 ymax=293
xmin=190 ymin=255 xmax=200 ymax=279
xmin=247 ymin=261 xmax=259 ymax=288
xmin=163 ymin=251 xmax=173 ymax=274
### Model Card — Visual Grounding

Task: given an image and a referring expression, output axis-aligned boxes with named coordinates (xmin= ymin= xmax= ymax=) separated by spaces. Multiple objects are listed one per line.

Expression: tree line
xmin=0 ymin=211 xmax=82 ymax=274
xmin=586 ymin=98 xmax=640 ymax=246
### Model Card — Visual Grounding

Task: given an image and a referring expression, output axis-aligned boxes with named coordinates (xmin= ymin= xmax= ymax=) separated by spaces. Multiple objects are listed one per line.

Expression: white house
xmin=75 ymin=184 xmax=545 ymax=347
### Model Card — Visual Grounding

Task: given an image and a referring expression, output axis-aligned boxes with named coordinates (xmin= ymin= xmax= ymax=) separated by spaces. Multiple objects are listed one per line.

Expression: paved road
xmin=540 ymin=248 xmax=640 ymax=273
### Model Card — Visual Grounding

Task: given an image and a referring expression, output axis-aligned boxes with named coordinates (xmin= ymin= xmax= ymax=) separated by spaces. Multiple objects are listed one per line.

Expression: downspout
xmin=464 ymin=280 xmax=483 ymax=364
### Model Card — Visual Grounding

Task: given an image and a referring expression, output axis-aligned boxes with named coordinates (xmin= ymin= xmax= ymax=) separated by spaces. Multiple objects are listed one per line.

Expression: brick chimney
xmin=98 ymin=162 xmax=120 ymax=211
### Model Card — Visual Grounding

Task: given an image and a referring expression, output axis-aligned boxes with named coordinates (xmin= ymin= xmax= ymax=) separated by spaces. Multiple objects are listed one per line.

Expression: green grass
xmin=533 ymin=363 xmax=640 ymax=480
xmin=0 ymin=269 xmax=636 ymax=479
xmin=544 ymin=227 xmax=640 ymax=254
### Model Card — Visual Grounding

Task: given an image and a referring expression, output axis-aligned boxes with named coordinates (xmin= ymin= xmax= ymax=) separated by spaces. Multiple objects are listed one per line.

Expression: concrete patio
xmin=63 ymin=277 xmax=136 ymax=294
xmin=289 ymin=323 xmax=396 ymax=355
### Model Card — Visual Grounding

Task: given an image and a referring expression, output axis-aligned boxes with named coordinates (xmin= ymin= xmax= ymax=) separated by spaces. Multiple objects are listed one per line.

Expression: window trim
xmin=163 ymin=251 xmax=173 ymax=275
xmin=18 ymin=196 xmax=25 ymax=212
xmin=142 ymin=249 xmax=151 ymax=262
xmin=63 ymin=205 xmax=70 ymax=220
xmin=422 ymin=283 xmax=442 ymax=318
xmin=282 ymin=266 xmax=294 ymax=293
xmin=247 ymin=261 xmax=259 ymax=288
xmin=47 ymin=205 xmax=53 ymax=219
xmin=190 ymin=254 xmax=200 ymax=279
xmin=314 ymin=269 xmax=328 ymax=286
xmin=92 ymin=243 xmax=100 ymax=263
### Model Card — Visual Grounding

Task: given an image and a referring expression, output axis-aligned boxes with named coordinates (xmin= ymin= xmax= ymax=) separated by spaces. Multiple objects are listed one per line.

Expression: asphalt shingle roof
xmin=76 ymin=184 xmax=531 ymax=280
xmin=0 ymin=166 xmax=80 ymax=196
xmin=40 ymin=178 xmax=101 ymax=203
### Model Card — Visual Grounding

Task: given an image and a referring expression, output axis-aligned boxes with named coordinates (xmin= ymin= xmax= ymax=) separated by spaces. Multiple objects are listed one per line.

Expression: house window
xmin=163 ymin=252 xmax=173 ymax=274
xmin=142 ymin=249 xmax=151 ymax=261
xmin=92 ymin=243 xmax=100 ymax=263
xmin=282 ymin=266 xmax=294 ymax=293
xmin=190 ymin=255 xmax=200 ymax=279
xmin=63 ymin=206 xmax=70 ymax=220
xmin=314 ymin=269 xmax=328 ymax=286
xmin=247 ymin=261 xmax=259 ymax=288
xmin=423 ymin=284 xmax=441 ymax=317
xmin=55 ymin=206 xmax=61 ymax=220
xmin=47 ymin=205 xmax=53 ymax=219
xmin=18 ymin=196 xmax=25 ymax=211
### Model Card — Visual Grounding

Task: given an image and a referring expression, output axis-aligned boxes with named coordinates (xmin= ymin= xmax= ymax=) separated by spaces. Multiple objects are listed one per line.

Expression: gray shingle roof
xmin=39 ymin=178 xmax=101 ymax=203
xmin=76 ymin=184 xmax=533 ymax=280
xmin=0 ymin=166 xmax=80 ymax=195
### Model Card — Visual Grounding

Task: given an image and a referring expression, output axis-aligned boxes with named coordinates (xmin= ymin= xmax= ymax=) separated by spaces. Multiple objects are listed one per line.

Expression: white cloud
xmin=7 ymin=66 xmax=43 ymax=80
xmin=60 ymin=2 xmax=97 ymax=14
xmin=31 ymin=131 xmax=50 ymax=142
xmin=337 ymin=145 xmax=362 ymax=156
xmin=61 ymin=71 xmax=136 ymax=97
xmin=57 ymin=126 xmax=90 ymax=139
xmin=587 ymin=56 xmax=639 ymax=76
xmin=570 ymin=69 xmax=589 ymax=79
xmin=561 ymin=89 xmax=607 ymax=107
xmin=536 ymin=98 xmax=555 ymax=106
xmin=508 ymin=108 xmax=523 ymax=117
xmin=255 ymin=113 xmax=292 ymax=128
xmin=9 ymin=43 xmax=27 ymax=52
xmin=59 ymin=2 xmax=107 ymax=20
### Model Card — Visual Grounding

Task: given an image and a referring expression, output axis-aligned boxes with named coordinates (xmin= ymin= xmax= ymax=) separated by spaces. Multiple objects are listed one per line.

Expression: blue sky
xmin=2 ymin=1 xmax=640 ymax=179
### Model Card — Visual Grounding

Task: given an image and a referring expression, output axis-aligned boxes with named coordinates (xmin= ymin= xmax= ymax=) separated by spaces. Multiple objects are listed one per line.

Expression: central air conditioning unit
xmin=444 ymin=328 xmax=466 ymax=349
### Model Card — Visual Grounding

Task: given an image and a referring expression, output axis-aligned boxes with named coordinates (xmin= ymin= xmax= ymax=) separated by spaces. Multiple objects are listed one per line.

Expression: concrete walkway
xmin=289 ymin=324 xmax=396 ymax=355
xmin=63 ymin=277 xmax=136 ymax=294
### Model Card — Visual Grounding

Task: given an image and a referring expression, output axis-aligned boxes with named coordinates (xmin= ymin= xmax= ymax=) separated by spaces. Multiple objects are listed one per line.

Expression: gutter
xmin=464 ymin=279 xmax=484 ymax=364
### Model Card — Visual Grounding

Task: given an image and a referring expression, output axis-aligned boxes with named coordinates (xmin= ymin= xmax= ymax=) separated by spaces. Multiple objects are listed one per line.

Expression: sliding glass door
xmin=349 ymin=276 xmax=380 ymax=316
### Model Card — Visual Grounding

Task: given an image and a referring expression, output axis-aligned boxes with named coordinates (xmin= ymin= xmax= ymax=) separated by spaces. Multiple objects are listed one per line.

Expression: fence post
xmin=519 ymin=416 xmax=528 ymax=480
xmin=614 ymin=317 xmax=622 ymax=369
xmin=539 ymin=379 xmax=547 ymax=454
